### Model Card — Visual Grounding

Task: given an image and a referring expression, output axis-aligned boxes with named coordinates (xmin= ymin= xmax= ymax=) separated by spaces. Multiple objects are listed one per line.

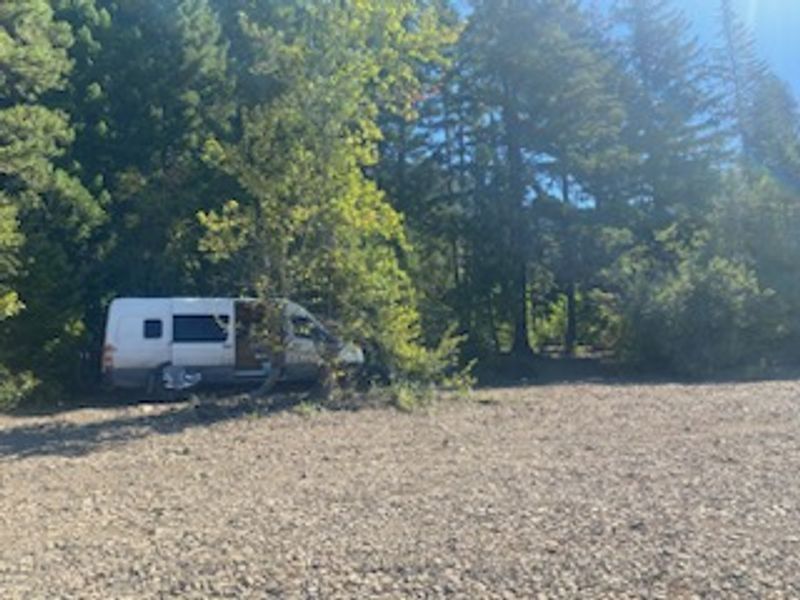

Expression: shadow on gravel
xmin=0 ymin=381 xmax=393 ymax=461
xmin=0 ymin=392 xmax=305 ymax=461
xmin=6 ymin=356 xmax=799 ymax=461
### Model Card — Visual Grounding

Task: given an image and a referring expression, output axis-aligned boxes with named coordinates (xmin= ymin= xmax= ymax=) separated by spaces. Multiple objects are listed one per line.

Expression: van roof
xmin=111 ymin=297 xmax=242 ymax=302
xmin=108 ymin=297 xmax=306 ymax=313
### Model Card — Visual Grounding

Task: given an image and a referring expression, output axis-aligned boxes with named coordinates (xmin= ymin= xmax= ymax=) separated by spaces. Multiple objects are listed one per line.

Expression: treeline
xmin=1 ymin=0 xmax=799 ymax=403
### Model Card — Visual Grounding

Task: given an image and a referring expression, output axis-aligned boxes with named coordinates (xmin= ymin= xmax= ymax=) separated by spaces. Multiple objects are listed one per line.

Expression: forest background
xmin=2 ymin=0 xmax=800 ymax=405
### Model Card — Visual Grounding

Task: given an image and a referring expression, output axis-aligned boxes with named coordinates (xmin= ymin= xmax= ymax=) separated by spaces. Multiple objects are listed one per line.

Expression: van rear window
xmin=173 ymin=315 xmax=229 ymax=343
xmin=144 ymin=319 xmax=163 ymax=339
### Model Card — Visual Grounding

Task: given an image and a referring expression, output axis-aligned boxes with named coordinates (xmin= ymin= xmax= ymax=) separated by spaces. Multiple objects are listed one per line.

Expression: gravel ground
xmin=2 ymin=380 xmax=800 ymax=598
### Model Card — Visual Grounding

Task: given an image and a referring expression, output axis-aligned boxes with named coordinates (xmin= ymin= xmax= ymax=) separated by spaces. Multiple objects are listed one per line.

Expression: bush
xmin=714 ymin=172 xmax=800 ymax=347
xmin=0 ymin=368 xmax=37 ymax=412
xmin=615 ymin=252 xmax=772 ymax=375
xmin=530 ymin=288 xmax=623 ymax=352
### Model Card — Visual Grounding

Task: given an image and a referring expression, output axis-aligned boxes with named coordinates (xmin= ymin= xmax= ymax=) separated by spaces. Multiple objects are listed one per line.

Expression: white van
xmin=102 ymin=297 xmax=364 ymax=391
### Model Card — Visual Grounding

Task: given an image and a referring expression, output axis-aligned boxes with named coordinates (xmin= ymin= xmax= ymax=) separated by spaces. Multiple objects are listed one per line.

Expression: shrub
xmin=0 ymin=368 xmax=37 ymax=412
xmin=615 ymin=252 xmax=772 ymax=375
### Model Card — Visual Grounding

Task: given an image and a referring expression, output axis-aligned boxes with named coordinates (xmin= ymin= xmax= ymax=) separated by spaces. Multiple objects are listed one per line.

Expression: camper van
xmin=102 ymin=298 xmax=364 ymax=391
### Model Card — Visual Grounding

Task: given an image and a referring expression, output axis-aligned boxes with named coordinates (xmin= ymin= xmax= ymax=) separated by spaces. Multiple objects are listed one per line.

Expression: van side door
xmin=170 ymin=299 xmax=235 ymax=371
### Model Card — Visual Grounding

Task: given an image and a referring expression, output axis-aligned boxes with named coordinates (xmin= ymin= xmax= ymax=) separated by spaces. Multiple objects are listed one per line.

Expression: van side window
xmin=143 ymin=319 xmax=163 ymax=339
xmin=291 ymin=315 xmax=332 ymax=343
xmin=173 ymin=315 xmax=229 ymax=343
xmin=291 ymin=315 xmax=315 ymax=339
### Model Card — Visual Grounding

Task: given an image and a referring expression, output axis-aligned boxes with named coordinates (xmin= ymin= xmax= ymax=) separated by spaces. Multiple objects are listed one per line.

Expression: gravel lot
xmin=2 ymin=380 xmax=800 ymax=598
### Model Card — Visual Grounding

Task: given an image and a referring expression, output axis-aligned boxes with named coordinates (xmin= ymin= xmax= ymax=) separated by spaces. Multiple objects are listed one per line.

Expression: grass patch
xmin=292 ymin=400 xmax=323 ymax=418
xmin=388 ymin=382 xmax=437 ymax=413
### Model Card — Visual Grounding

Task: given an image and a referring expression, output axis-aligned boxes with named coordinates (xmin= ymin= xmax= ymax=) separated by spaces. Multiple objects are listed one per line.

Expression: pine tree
xmin=714 ymin=1 xmax=799 ymax=179
xmin=0 ymin=0 xmax=103 ymax=392
xmin=0 ymin=202 xmax=22 ymax=322
xmin=746 ymin=75 xmax=800 ymax=181
xmin=437 ymin=0 xmax=626 ymax=356
xmin=373 ymin=2 xmax=467 ymax=349
xmin=55 ymin=0 xmax=236 ymax=302
xmin=713 ymin=0 xmax=769 ymax=156
xmin=614 ymin=0 xmax=723 ymax=229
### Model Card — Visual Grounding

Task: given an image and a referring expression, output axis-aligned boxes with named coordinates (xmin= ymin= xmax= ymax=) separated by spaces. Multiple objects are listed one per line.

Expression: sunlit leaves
xmin=198 ymin=0 xmax=460 ymax=377
xmin=0 ymin=0 xmax=74 ymax=102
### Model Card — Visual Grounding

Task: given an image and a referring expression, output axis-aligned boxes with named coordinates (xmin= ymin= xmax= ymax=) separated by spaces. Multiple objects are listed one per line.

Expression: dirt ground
xmin=1 ymin=380 xmax=800 ymax=598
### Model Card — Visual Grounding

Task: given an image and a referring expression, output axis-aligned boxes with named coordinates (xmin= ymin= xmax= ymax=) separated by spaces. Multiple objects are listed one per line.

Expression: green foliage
xmin=292 ymin=399 xmax=321 ymax=418
xmin=713 ymin=171 xmax=800 ymax=346
xmin=199 ymin=0 xmax=463 ymax=380
xmin=530 ymin=289 xmax=620 ymax=352
xmin=613 ymin=0 xmax=723 ymax=224
xmin=746 ymin=75 xmax=800 ymax=175
xmin=0 ymin=0 xmax=74 ymax=101
xmin=713 ymin=0 xmax=772 ymax=161
xmin=3 ymin=0 xmax=800 ymax=403
xmin=608 ymin=235 xmax=772 ymax=375
xmin=0 ymin=0 xmax=101 ymax=398
xmin=389 ymin=380 xmax=436 ymax=412
xmin=0 ymin=367 xmax=37 ymax=412
xmin=0 ymin=199 xmax=23 ymax=321
xmin=448 ymin=0 xmax=629 ymax=355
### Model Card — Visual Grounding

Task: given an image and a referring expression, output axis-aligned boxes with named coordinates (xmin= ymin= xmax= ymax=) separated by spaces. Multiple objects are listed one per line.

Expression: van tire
xmin=144 ymin=370 xmax=161 ymax=401
xmin=250 ymin=359 xmax=284 ymax=398
xmin=145 ymin=364 xmax=171 ymax=402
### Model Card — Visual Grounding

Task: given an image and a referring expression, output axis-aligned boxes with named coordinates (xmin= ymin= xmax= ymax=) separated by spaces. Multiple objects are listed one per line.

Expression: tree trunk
xmin=562 ymin=174 xmax=577 ymax=357
xmin=487 ymin=291 xmax=501 ymax=355
xmin=503 ymin=80 xmax=532 ymax=358
xmin=511 ymin=264 xmax=532 ymax=356
xmin=565 ymin=282 xmax=577 ymax=357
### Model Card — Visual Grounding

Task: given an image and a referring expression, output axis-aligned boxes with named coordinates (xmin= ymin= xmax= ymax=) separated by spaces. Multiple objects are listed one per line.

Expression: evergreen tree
xmin=2 ymin=0 xmax=799 ymax=402
xmin=613 ymin=0 xmax=722 ymax=229
xmin=747 ymin=75 xmax=800 ymax=181
xmin=0 ymin=0 xmax=103 ymax=393
xmin=434 ymin=0 xmax=625 ymax=356
xmin=374 ymin=2 xmax=466 ymax=349
xmin=199 ymin=0 xmax=461 ymax=379
xmin=713 ymin=1 xmax=799 ymax=180
xmin=713 ymin=0 xmax=768 ymax=156
xmin=56 ymin=0 xmax=235 ymax=300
